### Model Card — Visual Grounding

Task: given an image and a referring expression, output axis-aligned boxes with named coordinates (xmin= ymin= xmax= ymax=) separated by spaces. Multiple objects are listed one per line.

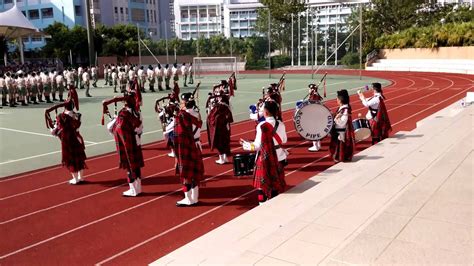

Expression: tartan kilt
xmin=175 ymin=144 xmax=204 ymax=185
xmin=158 ymin=77 xmax=163 ymax=82
xmin=114 ymin=129 xmax=144 ymax=170
xmin=369 ymin=119 xmax=390 ymax=140
xmin=61 ymin=133 xmax=87 ymax=173
xmin=329 ymin=129 xmax=355 ymax=162
xmin=38 ymin=83 xmax=44 ymax=93
xmin=253 ymin=155 xmax=285 ymax=198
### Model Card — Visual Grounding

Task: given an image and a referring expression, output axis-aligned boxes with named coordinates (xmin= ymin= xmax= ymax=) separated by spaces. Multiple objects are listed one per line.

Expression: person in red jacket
xmin=207 ymin=94 xmax=234 ymax=164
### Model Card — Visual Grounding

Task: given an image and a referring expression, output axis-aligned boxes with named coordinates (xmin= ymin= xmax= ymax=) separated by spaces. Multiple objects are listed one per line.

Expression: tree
xmin=255 ymin=0 xmax=306 ymax=55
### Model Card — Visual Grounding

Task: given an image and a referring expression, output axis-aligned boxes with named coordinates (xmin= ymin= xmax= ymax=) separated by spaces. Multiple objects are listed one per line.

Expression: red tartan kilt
xmin=115 ymin=130 xmax=144 ymax=170
xmin=329 ymin=133 xmax=354 ymax=162
xmin=369 ymin=119 xmax=378 ymax=138
xmin=61 ymin=135 xmax=87 ymax=173
xmin=253 ymin=157 xmax=286 ymax=197
xmin=177 ymin=145 xmax=204 ymax=184
xmin=213 ymin=126 xmax=231 ymax=155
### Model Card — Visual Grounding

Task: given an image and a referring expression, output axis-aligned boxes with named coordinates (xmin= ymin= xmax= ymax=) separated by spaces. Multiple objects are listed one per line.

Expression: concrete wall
xmin=379 ymin=47 xmax=474 ymax=60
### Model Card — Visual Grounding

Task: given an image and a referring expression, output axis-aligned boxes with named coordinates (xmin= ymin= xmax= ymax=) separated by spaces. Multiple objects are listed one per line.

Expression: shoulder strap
xmin=266 ymin=121 xmax=283 ymax=146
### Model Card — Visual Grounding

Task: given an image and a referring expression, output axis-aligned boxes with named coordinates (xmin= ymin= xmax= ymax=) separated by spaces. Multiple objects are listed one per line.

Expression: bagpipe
xmin=45 ymin=85 xmax=79 ymax=129
xmin=154 ymin=95 xmax=179 ymax=131
xmin=302 ymin=72 xmax=327 ymax=102
xmin=101 ymin=79 xmax=142 ymax=125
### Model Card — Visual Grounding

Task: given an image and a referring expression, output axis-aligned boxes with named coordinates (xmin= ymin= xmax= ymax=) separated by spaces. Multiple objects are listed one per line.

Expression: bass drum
xmin=293 ymin=101 xmax=334 ymax=141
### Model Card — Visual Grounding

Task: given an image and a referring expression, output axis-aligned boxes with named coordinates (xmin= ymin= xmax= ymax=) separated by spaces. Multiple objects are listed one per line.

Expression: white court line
xmin=0 ymin=128 xmax=162 ymax=165
xmin=0 ymin=127 xmax=97 ymax=144
xmin=0 ymin=74 xmax=459 ymax=259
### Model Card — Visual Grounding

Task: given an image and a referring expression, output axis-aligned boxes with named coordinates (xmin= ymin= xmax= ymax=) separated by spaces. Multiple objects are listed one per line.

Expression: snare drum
xmin=352 ymin=118 xmax=371 ymax=142
xmin=293 ymin=101 xmax=334 ymax=141
xmin=233 ymin=153 xmax=256 ymax=176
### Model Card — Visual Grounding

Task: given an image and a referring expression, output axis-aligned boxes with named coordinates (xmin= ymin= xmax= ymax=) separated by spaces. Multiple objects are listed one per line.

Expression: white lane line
xmin=0 ymin=139 xmax=310 ymax=260
xmin=0 ymin=125 xmax=280 ymax=218
xmin=96 ymin=151 xmax=328 ymax=265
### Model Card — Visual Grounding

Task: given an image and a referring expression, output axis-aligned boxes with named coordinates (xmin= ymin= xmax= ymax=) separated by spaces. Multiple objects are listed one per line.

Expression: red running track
xmin=0 ymin=71 xmax=472 ymax=265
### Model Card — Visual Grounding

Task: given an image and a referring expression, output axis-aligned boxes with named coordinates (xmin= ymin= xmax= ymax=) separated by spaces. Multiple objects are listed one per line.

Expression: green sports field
xmin=0 ymin=73 xmax=390 ymax=177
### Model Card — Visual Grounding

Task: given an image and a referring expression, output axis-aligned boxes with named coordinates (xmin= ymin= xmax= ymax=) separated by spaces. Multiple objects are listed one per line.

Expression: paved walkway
xmin=151 ymin=101 xmax=473 ymax=265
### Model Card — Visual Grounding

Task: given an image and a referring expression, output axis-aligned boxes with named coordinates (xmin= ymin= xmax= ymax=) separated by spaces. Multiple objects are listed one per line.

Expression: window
xmin=120 ymin=7 xmax=123 ymax=14
xmin=21 ymin=11 xmax=26 ymax=16
xmin=41 ymin=8 xmax=53 ymax=18
xmin=28 ymin=9 xmax=39 ymax=19
xmin=31 ymin=35 xmax=42 ymax=42
xmin=146 ymin=10 xmax=150 ymax=22
xmin=75 ymin=5 xmax=81 ymax=16
xmin=131 ymin=8 xmax=145 ymax=22
xmin=114 ymin=7 xmax=118 ymax=14
xmin=131 ymin=0 xmax=144 ymax=2
xmin=4 ymin=0 xmax=13 ymax=3
xmin=22 ymin=37 xmax=29 ymax=43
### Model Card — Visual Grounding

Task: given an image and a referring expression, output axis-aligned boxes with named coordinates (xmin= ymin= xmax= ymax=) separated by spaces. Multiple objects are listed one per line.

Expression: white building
xmin=307 ymin=0 xmax=370 ymax=32
xmin=223 ymin=0 xmax=263 ymax=37
xmin=173 ymin=0 xmax=262 ymax=40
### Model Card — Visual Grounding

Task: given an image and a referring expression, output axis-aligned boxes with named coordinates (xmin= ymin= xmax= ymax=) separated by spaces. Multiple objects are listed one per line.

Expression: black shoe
xmin=33 ymin=102 xmax=39 ymax=104
xmin=176 ymin=202 xmax=197 ymax=207
xmin=86 ymin=94 xmax=92 ymax=97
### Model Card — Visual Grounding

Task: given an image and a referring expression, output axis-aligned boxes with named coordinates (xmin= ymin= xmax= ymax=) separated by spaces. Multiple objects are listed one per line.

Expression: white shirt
xmin=137 ymin=69 xmax=145 ymax=78
xmin=244 ymin=116 xmax=287 ymax=161
xmin=171 ymin=67 xmax=179 ymax=77
xmin=78 ymin=67 xmax=83 ymax=75
xmin=17 ymin=77 xmax=25 ymax=87
xmin=91 ymin=67 xmax=97 ymax=76
xmin=180 ymin=65 xmax=188 ymax=75
xmin=111 ymin=72 xmax=117 ymax=80
xmin=128 ymin=69 xmax=135 ymax=80
xmin=82 ymin=72 xmax=90 ymax=82
xmin=0 ymin=77 xmax=5 ymax=88
xmin=147 ymin=69 xmax=154 ymax=79
xmin=334 ymin=104 xmax=350 ymax=141
xmin=55 ymin=75 xmax=64 ymax=85
xmin=154 ymin=67 xmax=162 ymax=77
xmin=361 ymin=92 xmax=381 ymax=120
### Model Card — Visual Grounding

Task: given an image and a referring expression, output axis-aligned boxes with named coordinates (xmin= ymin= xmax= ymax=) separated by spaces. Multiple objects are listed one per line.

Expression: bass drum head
xmin=293 ymin=102 xmax=334 ymax=141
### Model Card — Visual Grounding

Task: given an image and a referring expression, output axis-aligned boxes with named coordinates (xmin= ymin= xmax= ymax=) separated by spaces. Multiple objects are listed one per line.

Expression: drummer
xmin=240 ymin=100 xmax=288 ymax=205
xmin=306 ymin=84 xmax=324 ymax=152
xmin=357 ymin=82 xmax=392 ymax=144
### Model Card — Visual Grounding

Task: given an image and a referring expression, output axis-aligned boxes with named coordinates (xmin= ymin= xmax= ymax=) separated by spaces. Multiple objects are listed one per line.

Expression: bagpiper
xmin=45 ymin=86 xmax=87 ymax=184
xmin=102 ymin=78 xmax=144 ymax=197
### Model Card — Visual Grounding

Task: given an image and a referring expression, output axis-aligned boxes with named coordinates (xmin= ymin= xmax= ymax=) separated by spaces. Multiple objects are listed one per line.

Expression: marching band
xmin=36 ymin=67 xmax=392 ymax=206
